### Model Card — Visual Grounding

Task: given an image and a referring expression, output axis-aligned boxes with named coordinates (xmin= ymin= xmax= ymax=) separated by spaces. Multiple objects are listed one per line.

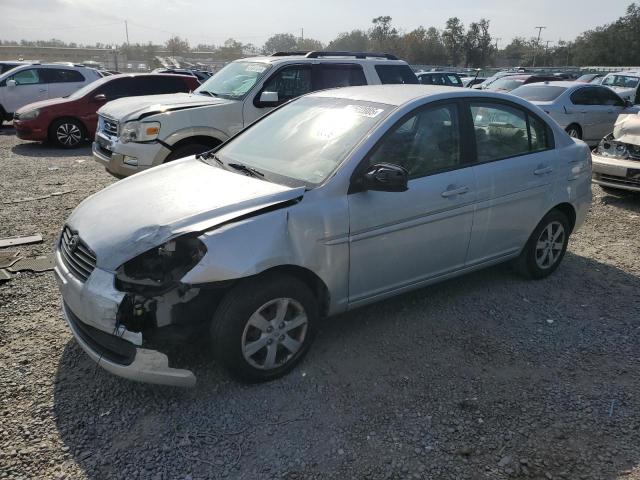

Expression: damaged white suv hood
xmin=67 ymin=158 xmax=304 ymax=270
xmin=98 ymin=92 xmax=235 ymax=122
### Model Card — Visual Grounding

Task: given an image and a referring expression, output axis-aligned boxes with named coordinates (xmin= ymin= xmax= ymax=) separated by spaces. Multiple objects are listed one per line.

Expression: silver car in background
xmin=510 ymin=81 xmax=637 ymax=145
xmin=54 ymin=85 xmax=592 ymax=387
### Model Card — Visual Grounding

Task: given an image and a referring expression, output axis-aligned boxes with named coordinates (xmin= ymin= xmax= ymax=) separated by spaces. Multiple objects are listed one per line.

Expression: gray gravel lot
xmin=0 ymin=125 xmax=639 ymax=480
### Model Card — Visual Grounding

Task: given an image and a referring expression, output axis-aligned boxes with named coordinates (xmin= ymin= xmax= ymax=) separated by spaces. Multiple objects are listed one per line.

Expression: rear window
xmin=489 ymin=78 xmax=525 ymax=91
xmin=375 ymin=65 xmax=419 ymax=85
xmin=510 ymin=85 xmax=567 ymax=102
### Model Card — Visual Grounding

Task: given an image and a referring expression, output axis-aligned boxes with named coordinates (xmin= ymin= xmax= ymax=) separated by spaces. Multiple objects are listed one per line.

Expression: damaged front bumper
xmin=54 ymin=249 xmax=196 ymax=387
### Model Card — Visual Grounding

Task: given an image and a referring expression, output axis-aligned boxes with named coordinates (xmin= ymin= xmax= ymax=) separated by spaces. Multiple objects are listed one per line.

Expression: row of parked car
xmin=48 ymin=51 xmax=596 ymax=386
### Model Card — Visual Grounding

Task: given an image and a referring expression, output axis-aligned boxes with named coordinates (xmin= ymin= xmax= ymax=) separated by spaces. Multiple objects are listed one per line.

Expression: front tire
xmin=514 ymin=210 xmax=570 ymax=279
xmin=50 ymin=118 xmax=85 ymax=148
xmin=211 ymin=273 xmax=318 ymax=382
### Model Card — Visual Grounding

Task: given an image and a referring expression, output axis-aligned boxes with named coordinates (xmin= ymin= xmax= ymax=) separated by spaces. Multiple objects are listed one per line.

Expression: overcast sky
xmin=0 ymin=0 xmax=631 ymax=48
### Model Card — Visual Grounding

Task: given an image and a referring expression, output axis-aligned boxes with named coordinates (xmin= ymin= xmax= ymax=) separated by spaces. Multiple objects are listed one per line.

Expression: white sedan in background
xmin=510 ymin=81 xmax=638 ymax=145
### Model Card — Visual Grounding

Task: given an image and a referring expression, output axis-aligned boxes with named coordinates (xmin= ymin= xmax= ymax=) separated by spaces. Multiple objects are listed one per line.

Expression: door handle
xmin=534 ymin=166 xmax=553 ymax=175
xmin=39 ymin=89 xmax=46 ymax=93
xmin=441 ymin=185 xmax=469 ymax=198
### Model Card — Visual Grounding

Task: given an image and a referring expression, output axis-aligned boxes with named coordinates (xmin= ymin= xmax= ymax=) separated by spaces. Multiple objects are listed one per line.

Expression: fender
xmin=163 ymin=126 xmax=229 ymax=147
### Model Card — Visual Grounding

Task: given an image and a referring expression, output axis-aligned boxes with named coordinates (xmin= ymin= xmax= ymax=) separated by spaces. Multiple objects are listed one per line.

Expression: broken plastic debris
xmin=0 ymin=234 xmax=43 ymax=248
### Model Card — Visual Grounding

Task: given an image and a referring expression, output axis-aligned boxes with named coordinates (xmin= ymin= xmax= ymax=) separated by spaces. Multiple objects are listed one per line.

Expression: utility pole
xmin=532 ymin=26 xmax=546 ymax=68
xmin=544 ymin=40 xmax=552 ymax=67
xmin=125 ymin=20 xmax=130 ymax=45
xmin=494 ymin=37 xmax=501 ymax=50
xmin=301 ymin=28 xmax=304 ymax=43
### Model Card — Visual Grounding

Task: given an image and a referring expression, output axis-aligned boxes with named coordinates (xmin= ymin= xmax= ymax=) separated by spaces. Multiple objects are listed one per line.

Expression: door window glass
xmin=368 ymin=103 xmax=461 ymax=179
xmin=44 ymin=69 xmax=85 ymax=83
xmin=570 ymin=88 xmax=599 ymax=105
xmin=471 ymin=103 xmax=529 ymax=161
xmin=375 ymin=65 xmax=419 ymax=84
xmin=262 ymin=66 xmax=312 ymax=102
xmin=596 ymin=87 xmax=624 ymax=106
xmin=446 ymin=74 xmax=463 ymax=86
xmin=143 ymin=76 xmax=190 ymax=94
xmin=320 ymin=65 xmax=366 ymax=89
xmin=99 ymin=78 xmax=138 ymax=100
xmin=10 ymin=69 xmax=41 ymax=85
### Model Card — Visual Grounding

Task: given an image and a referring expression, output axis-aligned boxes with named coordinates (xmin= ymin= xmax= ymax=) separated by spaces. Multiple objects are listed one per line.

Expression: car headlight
xmin=17 ymin=109 xmax=40 ymax=120
xmin=115 ymin=235 xmax=206 ymax=291
xmin=120 ymin=121 xmax=161 ymax=143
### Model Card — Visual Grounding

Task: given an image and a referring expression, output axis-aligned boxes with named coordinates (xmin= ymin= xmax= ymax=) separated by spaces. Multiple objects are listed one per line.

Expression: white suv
xmin=92 ymin=51 xmax=419 ymax=177
xmin=0 ymin=63 xmax=101 ymax=122
xmin=601 ymin=71 xmax=640 ymax=104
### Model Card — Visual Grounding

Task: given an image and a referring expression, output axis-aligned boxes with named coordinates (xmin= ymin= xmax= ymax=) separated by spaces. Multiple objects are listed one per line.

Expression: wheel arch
xmin=565 ymin=123 xmax=582 ymax=138
xmin=550 ymin=202 xmax=577 ymax=233
xmin=251 ymin=265 xmax=331 ymax=319
xmin=170 ymin=135 xmax=224 ymax=151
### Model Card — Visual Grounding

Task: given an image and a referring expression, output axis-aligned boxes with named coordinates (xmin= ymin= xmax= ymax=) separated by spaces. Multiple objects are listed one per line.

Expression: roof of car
xmin=518 ymin=81 xmax=594 ymax=90
xmin=310 ymin=84 xmax=472 ymax=106
xmin=417 ymin=71 xmax=461 ymax=75
xmin=235 ymin=53 xmax=407 ymax=65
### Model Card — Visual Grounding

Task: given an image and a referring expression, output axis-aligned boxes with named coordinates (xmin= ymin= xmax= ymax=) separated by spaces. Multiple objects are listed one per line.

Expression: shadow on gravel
xmin=52 ymin=252 xmax=640 ymax=479
xmin=11 ymin=142 xmax=92 ymax=158
xmin=600 ymin=190 xmax=640 ymax=211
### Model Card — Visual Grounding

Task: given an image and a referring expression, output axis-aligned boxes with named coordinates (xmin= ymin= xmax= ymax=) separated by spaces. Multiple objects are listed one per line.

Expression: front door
xmin=465 ymin=100 xmax=556 ymax=264
xmin=3 ymin=68 xmax=47 ymax=113
xmin=348 ymin=101 xmax=476 ymax=305
xmin=243 ymin=64 xmax=316 ymax=126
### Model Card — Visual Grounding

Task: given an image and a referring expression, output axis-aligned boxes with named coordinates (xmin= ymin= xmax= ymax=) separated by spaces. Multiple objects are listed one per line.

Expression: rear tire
xmin=211 ymin=273 xmax=318 ymax=382
xmin=565 ymin=124 xmax=582 ymax=139
xmin=50 ymin=118 xmax=85 ymax=148
xmin=165 ymin=143 xmax=211 ymax=162
xmin=513 ymin=210 xmax=570 ymax=279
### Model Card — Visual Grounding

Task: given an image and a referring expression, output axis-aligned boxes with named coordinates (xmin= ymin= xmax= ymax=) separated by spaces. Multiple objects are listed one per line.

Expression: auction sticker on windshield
xmin=346 ymin=105 xmax=385 ymax=118
xmin=246 ymin=64 xmax=267 ymax=73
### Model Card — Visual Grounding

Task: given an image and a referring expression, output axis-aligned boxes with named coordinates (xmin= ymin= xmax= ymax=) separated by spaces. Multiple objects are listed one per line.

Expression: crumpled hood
xmin=613 ymin=113 xmax=640 ymax=145
xmin=67 ymin=158 xmax=304 ymax=270
xmin=97 ymin=92 xmax=235 ymax=121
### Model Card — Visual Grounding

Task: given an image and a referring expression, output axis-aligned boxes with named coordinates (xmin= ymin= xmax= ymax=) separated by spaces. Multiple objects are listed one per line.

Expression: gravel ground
xmin=0 ymin=125 xmax=639 ymax=480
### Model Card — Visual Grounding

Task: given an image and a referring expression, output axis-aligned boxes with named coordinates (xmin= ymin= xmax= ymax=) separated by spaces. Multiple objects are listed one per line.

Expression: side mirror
xmin=93 ymin=93 xmax=107 ymax=102
xmin=364 ymin=163 xmax=408 ymax=192
xmin=7 ymin=79 xmax=16 ymax=88
xmin=259 ymin=91 xmax=279 ymax=106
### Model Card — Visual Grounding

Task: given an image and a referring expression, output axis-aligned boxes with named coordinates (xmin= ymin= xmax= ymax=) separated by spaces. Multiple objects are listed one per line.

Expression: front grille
xmin=96 ymin=142 xmax=112 ymax=158
xmin=100 ymin=116 xmax=119 ymax=137
xmin=597 ymin=173 xmax=640 ymax=187
xmin=64 ymin=302 xmax=136 ymax=365
xmin=59 ymin=226 xmax=97 ymax=281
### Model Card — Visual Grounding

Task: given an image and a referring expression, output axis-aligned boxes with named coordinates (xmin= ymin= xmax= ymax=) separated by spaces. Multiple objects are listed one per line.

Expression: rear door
xmin=44 ymin=68 xmax=87 ymax=99
xmin=567 ymin=87 xmax=608 ymax=143
xmin=1 ymin=67 xmax=47 ymax=112
xmin=594 ymin=86 xmax=625 ymax=137
xmin=466 ymin=100 xmax=556 ymax=264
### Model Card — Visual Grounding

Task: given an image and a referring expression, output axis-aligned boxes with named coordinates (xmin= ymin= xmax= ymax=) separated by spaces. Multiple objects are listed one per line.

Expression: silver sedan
xmin=510 ymin=81 xmax=638 ymax=145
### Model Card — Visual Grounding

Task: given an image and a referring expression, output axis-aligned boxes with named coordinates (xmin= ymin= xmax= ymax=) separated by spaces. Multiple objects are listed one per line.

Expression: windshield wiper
xmin=227 ymin=162 xmax=264 ymax=178
xmin=198 ymin=91 xmax=218 ymax=97
xmin=195 ymin=150 xmax=224 ymax=167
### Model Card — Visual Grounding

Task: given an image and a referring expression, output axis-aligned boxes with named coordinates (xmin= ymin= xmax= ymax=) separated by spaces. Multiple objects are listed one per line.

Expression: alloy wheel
xmin=56 ymin=122 xmax=82 ymax=146
xmin=241 ymin=298 xmax=308 ymax=370
xmin=535 ymin=221 xmax=565 ymax=269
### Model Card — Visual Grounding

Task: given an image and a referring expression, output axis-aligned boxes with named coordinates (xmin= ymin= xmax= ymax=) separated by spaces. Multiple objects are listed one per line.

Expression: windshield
xmin=215 ymin=96 xmax=393 ymax=186
xmin=488 ymin=78 xmax=525 ymax=91
xmin=602 ymin=75 xmax=640 ymax=89
xmin=195 ymin=61 xmax=271 ymax=100
xmin=510 ymin=85 xmax=567 ymax=102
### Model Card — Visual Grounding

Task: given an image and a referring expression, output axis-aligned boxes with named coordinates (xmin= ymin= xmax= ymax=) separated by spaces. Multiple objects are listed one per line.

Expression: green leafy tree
xmin=369 ymin=16 xmax=399 ymax=51
xmin=442 ymin=17 xmax=465 ymax=66
xmin=262 ymin=33 xmax=297 ymax=54
xmin=165 ymin=35 xmax=190 ymax=57
xmin=327 ymin=30 xmax=370 ymax=51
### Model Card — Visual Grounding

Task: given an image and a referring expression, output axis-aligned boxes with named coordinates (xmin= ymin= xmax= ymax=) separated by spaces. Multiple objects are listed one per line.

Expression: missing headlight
xmin=116 ymin=235 xmax=206 ymax=292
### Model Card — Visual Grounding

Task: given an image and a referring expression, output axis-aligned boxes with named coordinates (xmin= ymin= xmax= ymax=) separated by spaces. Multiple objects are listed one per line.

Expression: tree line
xmin=2 ymin=3 xmax=638 ymax=68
